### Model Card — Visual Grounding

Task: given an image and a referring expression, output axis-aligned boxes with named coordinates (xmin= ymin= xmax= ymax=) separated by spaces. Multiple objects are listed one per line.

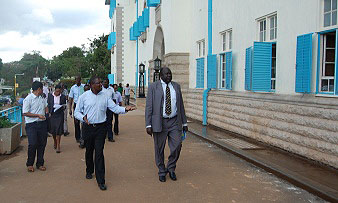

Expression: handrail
xmin=0 ymin=106 xmax=23 ymax=136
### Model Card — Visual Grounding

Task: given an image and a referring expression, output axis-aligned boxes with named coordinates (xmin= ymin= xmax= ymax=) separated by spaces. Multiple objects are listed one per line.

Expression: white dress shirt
xmin=23 ymin=93 xmax=47 ymax=124
xmin=74 ymin=90 xmax=126 ymax=124
xmin=161 ymin=79 xmax=177 ymax=118
xmin=101 ymin=86 xmax=114 ymax=100
xmin=69 ymin=84 xmax=85 ymax=104
xmin=113 ymin=91 xmax=123 ymax=104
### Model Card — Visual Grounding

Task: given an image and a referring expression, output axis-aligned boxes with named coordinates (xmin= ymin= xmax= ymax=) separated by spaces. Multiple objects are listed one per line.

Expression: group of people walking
xmin=22 ymin=67 xmax=188 ymax=191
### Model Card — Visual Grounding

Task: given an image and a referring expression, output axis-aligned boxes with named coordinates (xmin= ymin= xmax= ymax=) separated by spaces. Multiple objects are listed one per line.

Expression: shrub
xmin=0 ymin=117 xmax=15 ymax=128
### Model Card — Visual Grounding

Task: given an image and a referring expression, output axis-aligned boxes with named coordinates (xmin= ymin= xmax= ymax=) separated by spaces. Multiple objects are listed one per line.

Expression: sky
xmin=0 ymin=0 xmax=110 ymax=63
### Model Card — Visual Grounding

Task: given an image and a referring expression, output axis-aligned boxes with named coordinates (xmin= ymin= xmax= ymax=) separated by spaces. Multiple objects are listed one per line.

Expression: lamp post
xmin=138 ymin=63 xmax=146 ymax=98
xmin=153 ymin=56 xmax=161 ymax=82
xmin=14 ymin=73 xmax=24 ymax=97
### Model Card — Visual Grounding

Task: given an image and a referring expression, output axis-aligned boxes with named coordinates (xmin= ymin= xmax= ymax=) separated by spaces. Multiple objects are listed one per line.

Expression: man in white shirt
xmin=23 ymin=81 xmax=49 ymax=172
xmin=102 ymin=78 xmax=115 ymax=142
xmin=123 ymin=83 xmax=134 ymax=105
xmin=112 ymin=84 xmax=123 ymax=135
xmin=74 ymin=76 xmax=136 ymax=191
xmin=68 ymin=76 xmax=85 ymax=142
xmin=42 ymin=83 xmax=49 ymax=98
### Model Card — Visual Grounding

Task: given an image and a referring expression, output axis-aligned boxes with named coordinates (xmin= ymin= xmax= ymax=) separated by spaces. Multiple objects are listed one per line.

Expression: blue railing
xmin=0 ymin=106 xmax=22 ymax=136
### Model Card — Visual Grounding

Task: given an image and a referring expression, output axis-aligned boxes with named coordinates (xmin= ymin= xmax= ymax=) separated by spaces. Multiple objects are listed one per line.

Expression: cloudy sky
xmin=0 ymin=0 xmax=110 ymax=63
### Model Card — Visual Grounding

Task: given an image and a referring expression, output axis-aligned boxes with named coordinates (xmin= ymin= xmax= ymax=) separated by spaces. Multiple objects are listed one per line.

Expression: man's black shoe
xmin=86 ymin=173 xmax=93 ymax=179
xmin=79 ymin=144 xmax=85 ymax=149
xmin=108 ymin=138 xmax=115 ymax=142
xmin=159 ymin=175 xmax=166 ymax=182
xmin=169 ymin=172 xmax=177 ymax=181
xmin=98 ymin=183 xmax=107 ymax=190
xmin=64 ymin=132 xmax=70 ymax=136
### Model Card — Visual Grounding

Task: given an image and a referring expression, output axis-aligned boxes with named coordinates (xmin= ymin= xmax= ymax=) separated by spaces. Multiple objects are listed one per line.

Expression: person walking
xmin=102 ymin=79 xmax=115 ymax=142
xmin=123 ymin=83 xmax=134 ymax=105
xmin=69 ymin=76 xmax=85 ymax=143
xmin=47 ymin=84 xmax=67 ymax=153
xmin=78 ymin=84 xmax=91 ymax=149
xmin=61 ymin=83 xmax=70 ymax=136
xmin=23 ymin=81 xmax=49 ymax=172
xmin=112 ymin=84 xmax=123 ymax=135
xmin=145 ymin=67 xmax=188 ymax=182
xmin=74 ymin=76 xmax=136 ymax=191
xmin=117 ymin=83 xmax=123 ymax=95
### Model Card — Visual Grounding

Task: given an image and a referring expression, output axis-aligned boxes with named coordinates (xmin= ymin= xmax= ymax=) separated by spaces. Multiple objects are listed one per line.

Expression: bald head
xmin=160 ymin=67 xmax=172 ymax=84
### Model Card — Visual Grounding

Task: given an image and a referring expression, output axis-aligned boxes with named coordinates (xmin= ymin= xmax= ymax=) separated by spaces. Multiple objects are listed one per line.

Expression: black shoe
xmin=79 ymin=144 xmax=85 ymax=149
xmin=98 ymin=183 xmax=107 ymax=191
xmin=64 ymin=132 xmax=70 ymax=136
xmin=169 ymin=172 xmax=177 ymax=181
xmin=108 ymin=138 xmax=115 ymax=142
xmin=159 ymin=175 xmax=166 ymax=182
xmin=86 ymin=173 xmax=93 ymax=179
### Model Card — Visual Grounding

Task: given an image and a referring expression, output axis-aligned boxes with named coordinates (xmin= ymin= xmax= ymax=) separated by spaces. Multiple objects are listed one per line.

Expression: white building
xmin=106 ymin=0 xmax=338 ymax=169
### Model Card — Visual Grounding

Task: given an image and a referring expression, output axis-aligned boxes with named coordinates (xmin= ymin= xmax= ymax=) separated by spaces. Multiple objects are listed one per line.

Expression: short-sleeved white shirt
xmin=23 ymin=93 xmax=47 ymax=124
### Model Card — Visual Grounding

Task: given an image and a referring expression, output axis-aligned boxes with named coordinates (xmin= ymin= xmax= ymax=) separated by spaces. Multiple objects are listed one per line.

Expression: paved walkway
xmin=0 ymin=107 xmax=325 ymax=202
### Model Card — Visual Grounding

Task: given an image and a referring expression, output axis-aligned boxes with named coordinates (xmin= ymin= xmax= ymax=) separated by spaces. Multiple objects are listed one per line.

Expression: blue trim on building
xmin=202 ymin=88 xmax=210 ymax=125
xmin=207 ymin=54 xmax=217 ymax=88
xmin=335 ymin=29 xmax=338 ymax=95
xmin=147 ymin=0 xmax=160 ymax=7
xmin=316 ymin=35 xmax=321 ymax=94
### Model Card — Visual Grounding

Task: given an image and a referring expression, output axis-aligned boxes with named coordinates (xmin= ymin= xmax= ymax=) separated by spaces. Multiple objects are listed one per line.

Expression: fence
xmin=0 ymin=106 xmax=22 ymax=137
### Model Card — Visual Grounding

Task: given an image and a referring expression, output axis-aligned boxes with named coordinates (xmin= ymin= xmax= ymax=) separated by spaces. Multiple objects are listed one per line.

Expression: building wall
xmin=112 ymin=0 xmax=338 ymax=168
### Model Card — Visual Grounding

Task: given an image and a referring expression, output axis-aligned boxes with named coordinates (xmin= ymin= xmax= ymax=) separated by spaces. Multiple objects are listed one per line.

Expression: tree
xmin=86 ymin=34 xmax=111 ymax=78
xmin=0 ymin=58 xmax=3 ymax=72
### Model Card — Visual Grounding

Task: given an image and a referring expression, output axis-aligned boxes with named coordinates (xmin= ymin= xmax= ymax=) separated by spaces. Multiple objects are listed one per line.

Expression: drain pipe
xmin=135 ymin=0 xmax=139 ymax=99
xmin=202 ymin=0 xmax=212 ymax=126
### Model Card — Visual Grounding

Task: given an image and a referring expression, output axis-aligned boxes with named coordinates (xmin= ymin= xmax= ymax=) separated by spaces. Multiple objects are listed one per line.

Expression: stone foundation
xmin=185 ymin=89 xmax=338 ymax=169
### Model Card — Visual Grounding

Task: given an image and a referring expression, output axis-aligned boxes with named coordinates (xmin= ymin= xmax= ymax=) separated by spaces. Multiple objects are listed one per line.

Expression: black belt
xmin=163 ymin=115 xmax=177 ymax=119
xmin=85 ymin=122 xmax=106 ymax=128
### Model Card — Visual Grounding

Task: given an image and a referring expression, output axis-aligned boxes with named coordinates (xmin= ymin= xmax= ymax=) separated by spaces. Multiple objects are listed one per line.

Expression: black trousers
xmin=113 ymin=113 xmax=119 ymax=134
xmin=106 ymin=109 xmax=113 ymax=140
xmin=83 ymin=122 xmax=107 ymax=184
xmin=73 ymin=103 xmax=81 ymax=141
xmin=25 ymin=121 xmax=48 ymax=167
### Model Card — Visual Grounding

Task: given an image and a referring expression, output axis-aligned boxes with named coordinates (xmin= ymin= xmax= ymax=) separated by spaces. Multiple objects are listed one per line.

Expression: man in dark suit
xmin=145 ymin=67 xmax=188 ymax=182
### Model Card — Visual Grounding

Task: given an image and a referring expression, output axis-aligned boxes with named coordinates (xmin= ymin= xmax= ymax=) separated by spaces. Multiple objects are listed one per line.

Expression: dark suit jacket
xmin=145 ymin=80 xmax=187 ymax=133
xmin=47 ymin=93 xmax=66 ymax=116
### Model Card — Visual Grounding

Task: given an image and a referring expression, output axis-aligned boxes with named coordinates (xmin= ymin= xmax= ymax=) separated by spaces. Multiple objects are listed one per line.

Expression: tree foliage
xmin=1 ymin=34 xmax=111 ymax=94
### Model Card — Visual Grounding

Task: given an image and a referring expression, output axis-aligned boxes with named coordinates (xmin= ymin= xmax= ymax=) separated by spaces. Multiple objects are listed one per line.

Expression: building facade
xmin=106 ymin=0 xmax=338 ymax=169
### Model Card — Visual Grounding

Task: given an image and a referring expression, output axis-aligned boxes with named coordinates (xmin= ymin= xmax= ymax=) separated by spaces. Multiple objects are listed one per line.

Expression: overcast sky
xmin=0 ymin=0 xmax=110 ymax=63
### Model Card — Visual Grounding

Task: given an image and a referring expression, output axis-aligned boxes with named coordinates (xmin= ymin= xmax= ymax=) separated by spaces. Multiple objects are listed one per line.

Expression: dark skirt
xmin=49 ymin=111 xmax=64 ymax=136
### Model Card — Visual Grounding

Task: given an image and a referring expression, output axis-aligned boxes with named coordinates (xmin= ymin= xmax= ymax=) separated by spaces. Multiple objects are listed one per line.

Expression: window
xmin=258 ymin=14 xmax=277 ymax=42
xmin=324 ymin=0 xmax=337 ymax=27
xmin=197 ymin=40 xmax=205 ymax=57
xmin=220 ymin=54 xmax=226 ymax=88
xmin=245 ymin=42 xmax=276 ymax=92
xmin=320 ymin=32 xmax=336 ymax=92
xmin=221 ymin=29 xmax=233 ymax=51
xmin=259 ymin=20 xmax=266 ymax=42
xmin=270 ymin=16 xmax=277 ymax=40
xmin=219 ymin=52 xmax=233 ymax=90
xmin=271 ymin=44 xmax=276 ymax=90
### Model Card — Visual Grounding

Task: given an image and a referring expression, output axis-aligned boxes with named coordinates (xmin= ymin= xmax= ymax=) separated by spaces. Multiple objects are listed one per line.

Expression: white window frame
xmin=323 ymin=0 xmax=338 ymax=27
xmin=197 ymin=39 xmax=205 ymax=58
xmin=257 ymin=12 xmax=277 ymax=42
xmin=219 ymin=54 xmax=226 ymax=89
xmin=220 ymin=29 xmax=233 ymax=52
xmin=320 ymin=32 xmax=336 ymax=93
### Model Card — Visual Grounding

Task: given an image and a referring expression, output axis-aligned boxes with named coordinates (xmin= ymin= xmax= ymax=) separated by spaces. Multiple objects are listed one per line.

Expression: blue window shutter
xmin=107 ymin=34 xmax=112 ymax=50
xmin=108 ymin=74 xmax=115 ymax=85
xmin=207 ymin=54 xmax=217 ymax=88
xmin=245 ymin=47 xmax=253 ymax=90
xmin=109 ymin=0 xmax=116 ymax=19
xmin=225 ymin=52 xmax=233 ymax=90
xmin=252 ymin=42 xmax=272 ymax=92
xmin=111 ymin=32 xmax=116 ymax=45
xmin=144 ymin=8 xmax=150 ymax=27
xmin=147 ymin=0 xmax=160 ymax=7
xmin=196 ymin=58 xmax=205 ymax=88
xmin=335 ymin=30 xmax=338 ymax=95
xmin=295 ymin=33 xmax=313 ymax=93
xmin=138 ymin=16 xmax=144 ymax=33
xmin=133 ymin=22 xmax=140 ymax=37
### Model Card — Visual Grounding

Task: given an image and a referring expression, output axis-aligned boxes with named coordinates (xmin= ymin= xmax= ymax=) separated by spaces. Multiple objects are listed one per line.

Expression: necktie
xmin=165 ymin=84 xmax=171 ymax=115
